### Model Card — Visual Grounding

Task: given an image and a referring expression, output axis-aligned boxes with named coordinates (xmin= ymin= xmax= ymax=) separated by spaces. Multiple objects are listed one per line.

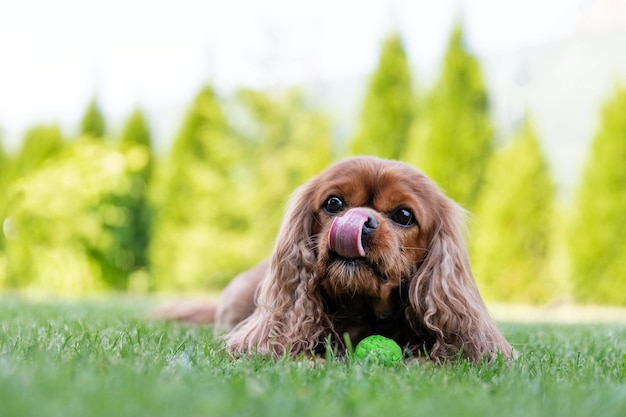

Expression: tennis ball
xmin=353 ymin=335 xmax=403 ymax=364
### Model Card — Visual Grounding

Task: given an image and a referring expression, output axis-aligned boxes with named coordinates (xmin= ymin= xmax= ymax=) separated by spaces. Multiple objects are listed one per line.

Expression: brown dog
xmin=161 ymin=157 xmax=511 ymax=362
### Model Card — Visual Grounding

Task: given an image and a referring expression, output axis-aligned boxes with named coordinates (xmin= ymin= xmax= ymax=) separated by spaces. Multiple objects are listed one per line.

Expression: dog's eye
xmin=324 ymin=196 xmax=345 ymax=214
xmin=389 ymin=208 xmax=416 ymax=227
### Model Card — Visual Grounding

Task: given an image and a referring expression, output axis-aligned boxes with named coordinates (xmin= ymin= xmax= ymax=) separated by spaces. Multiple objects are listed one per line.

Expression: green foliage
xmin=2 ymin=300 xmax=626 ymax=417
xmin=150 ymin=87 xmax=333 ymax=291
xmin=404 ymin=24 xmax=493 ymax=208
xmin=80 ymin=98 xmax=106 ymax=139
xmin=0 ymin=138 xmax=10 ymax=254
xmin=0 ymin=139 xmax=8 ymax=192
xmin=3 ymin=140 xmax=151 ymax=292
xmin=150 ymin=86 xmax=250 ymax=291
xmin=108 ymin=109 xmax=154 ymax=282
xmin=121 ymin=108 xmax=153 ymax=181
xmin=0 ymin=43 xmax=624 ymax=305
xmin=115 ymin=109 xmax=154 ymax=280
xmin=350 ymin=34 xmax=414 ymax=159
xmin=0 ymin=126 xmax=67 ymax=284
xmin=472 ymin=118 xmax=555 ymax=302
xmin=13 ymin=124 xmax=65 ymax=176
xmin=0 ymin=136 xmax=10 ymax=189
xmin=0 ymin=137 xmax=9 ymax=179
xmin=237 ymin=88 xmax=333 ymax=244
xmin=150 ymin=87 xmax=258 ymax=291
xmin=568 ymin=86 xmax=626 ymax=304
xmin=122 ymin=109 xmax=152 ymax=149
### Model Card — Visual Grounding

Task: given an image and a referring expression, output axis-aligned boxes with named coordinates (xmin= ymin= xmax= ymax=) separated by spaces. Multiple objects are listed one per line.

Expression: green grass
xmin=1 ymin=297 xmax=626 ymax=417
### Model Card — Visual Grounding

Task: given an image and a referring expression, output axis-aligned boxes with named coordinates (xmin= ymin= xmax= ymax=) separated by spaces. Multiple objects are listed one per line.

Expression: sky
xmin=0 ymin=0 xmax=594 ymax=151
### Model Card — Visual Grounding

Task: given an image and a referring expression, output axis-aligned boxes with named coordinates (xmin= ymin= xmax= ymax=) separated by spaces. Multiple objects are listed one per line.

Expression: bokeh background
xmin=1 ymin=0 xmax=625 ymax=304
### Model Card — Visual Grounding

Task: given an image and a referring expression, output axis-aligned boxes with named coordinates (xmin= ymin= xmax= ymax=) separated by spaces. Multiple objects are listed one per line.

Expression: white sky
xmin=0 ymin=0 xmax=591 ymax=150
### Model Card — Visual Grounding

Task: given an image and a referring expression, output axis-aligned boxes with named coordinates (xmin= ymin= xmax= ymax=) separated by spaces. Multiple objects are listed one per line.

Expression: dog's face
xmin=307 ymin=158 xmax=444 ymax=319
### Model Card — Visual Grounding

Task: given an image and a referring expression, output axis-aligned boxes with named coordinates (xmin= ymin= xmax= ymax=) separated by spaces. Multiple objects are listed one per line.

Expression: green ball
xmin=353 ymin=335 xmax=403 ymax=364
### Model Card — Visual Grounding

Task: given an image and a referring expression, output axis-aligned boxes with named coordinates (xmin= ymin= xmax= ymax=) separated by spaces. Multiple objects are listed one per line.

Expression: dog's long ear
xmin=408 ymin=199 xmax=511 ymax=362
xmin=226 ymin=179 xmax=329 ymax=357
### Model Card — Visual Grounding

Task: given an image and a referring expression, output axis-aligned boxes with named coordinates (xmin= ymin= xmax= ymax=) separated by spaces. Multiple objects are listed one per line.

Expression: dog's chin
xmin=320 ymin=256 xmax=387 ymax=298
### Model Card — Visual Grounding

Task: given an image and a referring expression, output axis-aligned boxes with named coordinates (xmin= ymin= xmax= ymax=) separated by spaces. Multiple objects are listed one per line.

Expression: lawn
xmin=1 ymin=297 xmax=625 ymax=417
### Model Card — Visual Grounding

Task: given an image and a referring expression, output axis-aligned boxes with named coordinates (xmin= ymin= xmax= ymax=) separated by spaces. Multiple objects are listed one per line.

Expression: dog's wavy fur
xmin=160 ymin=156 xmax=511 ymax=362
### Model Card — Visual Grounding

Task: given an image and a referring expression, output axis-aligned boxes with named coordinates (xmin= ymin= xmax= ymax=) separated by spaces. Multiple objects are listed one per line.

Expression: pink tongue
xmin=328 ymin=208 xmax=369 ymax=258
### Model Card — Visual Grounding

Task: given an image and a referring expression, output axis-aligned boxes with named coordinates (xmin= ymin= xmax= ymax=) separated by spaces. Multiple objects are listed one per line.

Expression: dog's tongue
xmin=328 ymin=208 xmax=368 ymax=258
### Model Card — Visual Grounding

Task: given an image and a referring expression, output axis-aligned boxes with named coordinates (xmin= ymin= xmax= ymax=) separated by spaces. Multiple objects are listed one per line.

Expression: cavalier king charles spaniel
xmin=162 ymin=156 xmax=511 ymax=363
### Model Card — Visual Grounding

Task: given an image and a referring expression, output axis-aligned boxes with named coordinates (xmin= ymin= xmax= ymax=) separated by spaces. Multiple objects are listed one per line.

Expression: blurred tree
xmin=149 ymin=86 xmax=248 ymax=291
xmin=0 ymin=136 xmax=9 ymax=179
xmin=350 ymin=34 xmax=414 ymax=159
xmin=0 ymin=137 xmax=10 ymax=255
xmin=3 ymin=140 xmax=148 ymax=292
xmin=238 ymin=88 xmax=333 ymax=244
xmin=568 ymin=86 xmax=626 ymax=305
xmin=0 ymin=135 xmax=11 ymax=190
xmin=122 ymin=109 xmax=152 ymax=152
xmin=0 ymin=137 xmax=8 ymax=189
xmin=150 ymin=86 xmax=334 ymax=292
xmin=94 ymin=109 xmax=155 ymax=288
xmin=1 ymin=126 xmax=67 ymax=283
xmin=403 ymin=24 xmax=493 ymax=209
xmin=121 ymin=109 xmax=153 ymax=187
xmin=471 ymin=117 xmax=555 ymax=302
xmin=14 ymin=124 xmax=65 ymax=177
xmin=80 ymin=98 xmax=106 ymax=139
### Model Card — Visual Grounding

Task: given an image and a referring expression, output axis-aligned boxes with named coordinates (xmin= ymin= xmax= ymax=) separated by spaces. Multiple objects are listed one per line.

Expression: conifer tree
xmin=150 ymin=86 xmax=334 ymax=291
xmin=80 ymin=98 xmax=106 ymax=139
xmin=568 ymin=86 xmax=626 ymax=304
xmin=238 ymin=88 xmax=333 ymax=243
xmin=165 ymin=86 xmax=239 ymax=223
xmin=350 ymin=34 xmax=414 ymax=159
xmin=65 ymin=110 xmax=154 ymax=290
xmin=0 ymin=135 xmax=11 ymax=186
xmin=14 ymin=125 xmax=65 ymax=176
xmin=0 ymin=137 xmax=10 ymax=253
xmin=404 ymin=24 xmax=493 ymax=209
xmin=0 ymin=134 xmax=9 ymax=164
xmin=100 ymin=109 xmax=154 ymax=280
xmin=471 ymin=118 xmax=555 ymax=302
xmin=121 ymin=108 xmax=153 ymax=179
xmin=150 ymin=86 xmax=245 ymax=291
xmin=122 ymin=109 xmax=152 ymax=147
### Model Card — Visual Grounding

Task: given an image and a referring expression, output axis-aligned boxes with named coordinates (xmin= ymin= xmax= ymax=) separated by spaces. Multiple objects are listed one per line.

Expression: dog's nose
xmin=362 ymin=213 xmax=378 ymax=235
xmin=361 ymin=214 xmax=378 ymax=249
